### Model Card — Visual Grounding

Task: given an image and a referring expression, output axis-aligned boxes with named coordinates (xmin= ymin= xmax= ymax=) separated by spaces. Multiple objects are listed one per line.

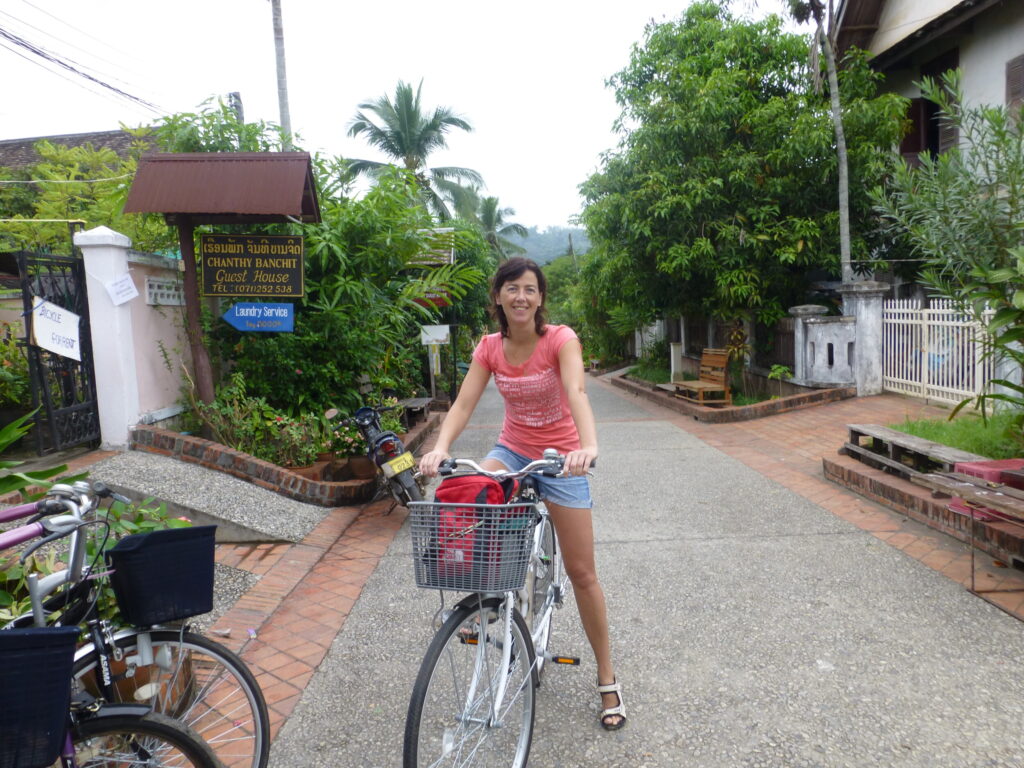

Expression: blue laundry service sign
xmin=222 ymin=303 xmax=294 ymax=333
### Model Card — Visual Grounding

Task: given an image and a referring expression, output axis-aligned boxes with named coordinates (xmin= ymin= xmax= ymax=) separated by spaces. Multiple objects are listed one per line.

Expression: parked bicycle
xmin=326 ymin=401 xmax=425 ymax=507
xmin=0 ymin=481 xmax=269 ymax=768
xmin=402 ymin=449 xmax=578 ymax=768
xmin=1 ymin=533 xmax=222 ymax=766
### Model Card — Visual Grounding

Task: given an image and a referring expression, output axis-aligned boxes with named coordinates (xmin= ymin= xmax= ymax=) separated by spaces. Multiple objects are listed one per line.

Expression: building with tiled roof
xmin=0 ymin=129 xmax=149 ymax=170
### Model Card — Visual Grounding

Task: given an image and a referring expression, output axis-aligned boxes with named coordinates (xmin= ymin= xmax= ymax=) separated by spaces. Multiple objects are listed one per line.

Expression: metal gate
xmin=882 ymin=298 xmax=995 ymax=405
xmin=15 ymin=250 xmax=100 ymax=454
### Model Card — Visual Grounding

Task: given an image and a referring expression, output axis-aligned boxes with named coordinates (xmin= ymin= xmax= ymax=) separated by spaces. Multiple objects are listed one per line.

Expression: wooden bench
xmin=839 ymin=423 xmax=987 ymax=481
xmin=672 ymin=348 xmax=732 ymax=407
xmin=398 ymin=397 xmax=433 ymax=430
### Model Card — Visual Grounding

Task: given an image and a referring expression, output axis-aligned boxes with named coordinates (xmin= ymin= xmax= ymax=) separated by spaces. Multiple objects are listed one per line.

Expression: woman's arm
xmin=418 ymin=357 xmax=492 ymax=476
xmin=558 ymin=337 xmax=598 ymax=476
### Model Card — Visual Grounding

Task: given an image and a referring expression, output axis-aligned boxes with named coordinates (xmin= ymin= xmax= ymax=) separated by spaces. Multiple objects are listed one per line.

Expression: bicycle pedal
xmin=459 ymin=632 xmax=479 ymax=646
xmin=548 ymin=654 xmax=580 ymax=665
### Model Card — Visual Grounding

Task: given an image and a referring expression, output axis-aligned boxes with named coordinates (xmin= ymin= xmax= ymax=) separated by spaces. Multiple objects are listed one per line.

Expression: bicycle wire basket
xmin=409 ymin=501 xmax=538 ymax=592
xmin=106 ymin=525 xmax=217 ymax=626
xmin=0 ymin=625 xmax=80 ymax=768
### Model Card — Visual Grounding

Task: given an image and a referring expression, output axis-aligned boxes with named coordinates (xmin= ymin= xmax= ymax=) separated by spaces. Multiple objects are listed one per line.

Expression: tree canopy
xmin=577 ymin=1 xmax=906 ymax=339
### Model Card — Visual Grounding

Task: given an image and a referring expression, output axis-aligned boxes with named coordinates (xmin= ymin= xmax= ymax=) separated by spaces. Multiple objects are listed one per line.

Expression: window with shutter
xmin=900 ymin=98 xmax=927 ymax=166
xmin=1008 ymin=54 xmax=1024 ymax=113
xmin=920 ymin=48 xmax=960 ymax=156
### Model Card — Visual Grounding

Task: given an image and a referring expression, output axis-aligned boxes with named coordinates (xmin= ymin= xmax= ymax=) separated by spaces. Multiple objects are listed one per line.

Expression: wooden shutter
xmin=900 ymin=98 xmax=927 ymax=166
xmin=1008 ymin=54 xmax=1024 ymax=113
xmin=921 ymin=49 xmax=960 ymax=155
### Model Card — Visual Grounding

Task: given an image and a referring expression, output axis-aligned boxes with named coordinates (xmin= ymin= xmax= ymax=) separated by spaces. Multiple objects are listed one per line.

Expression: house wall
xmin=124 ymin=252 xmax=190 ymax=420
xmin=877 ymin=2 xmax=1024 ymax=109
xmin=871 ymin=0 xmax=963 ymax=58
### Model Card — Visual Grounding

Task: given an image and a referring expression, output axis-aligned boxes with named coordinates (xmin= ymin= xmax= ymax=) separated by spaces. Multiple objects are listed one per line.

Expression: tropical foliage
xmin=346 ymin=80 xmax=482 ymax=220
xmin=575 ymin=1 xmax=906 ymax=359
xmin=873 ymin=71 xmax=1024 ymax=436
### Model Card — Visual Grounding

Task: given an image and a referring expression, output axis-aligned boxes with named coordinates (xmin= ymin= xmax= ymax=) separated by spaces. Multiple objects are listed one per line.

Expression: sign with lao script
xmin=222 ymin=303 xmax=294 ymax=333
xmin=199 ymin=234 xmax=304 ymax=298
xmin=30 ymin=296 xmax=80 ymax=361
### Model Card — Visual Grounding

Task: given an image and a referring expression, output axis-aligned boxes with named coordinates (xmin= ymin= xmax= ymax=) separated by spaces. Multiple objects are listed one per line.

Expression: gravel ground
xmin=89 ymin=451 xmax=329 ymax=542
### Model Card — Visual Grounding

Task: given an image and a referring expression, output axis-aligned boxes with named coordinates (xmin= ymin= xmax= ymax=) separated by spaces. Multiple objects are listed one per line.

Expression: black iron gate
xmin=14 ymin=250 xmax=100 ymax=454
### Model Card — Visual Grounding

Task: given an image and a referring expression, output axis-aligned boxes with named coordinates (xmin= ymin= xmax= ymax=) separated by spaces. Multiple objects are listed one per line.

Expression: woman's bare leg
xmin=545 ymin=500 xmax=623 ymax=726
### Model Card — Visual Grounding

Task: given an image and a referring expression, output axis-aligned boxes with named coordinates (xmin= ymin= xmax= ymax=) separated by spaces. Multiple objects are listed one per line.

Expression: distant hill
xmin=507 ymin=227 xmax=590 ymax=265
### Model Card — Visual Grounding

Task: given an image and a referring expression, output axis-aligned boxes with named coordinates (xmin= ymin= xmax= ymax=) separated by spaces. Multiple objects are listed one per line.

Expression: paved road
xmin=271 ymin=379 xmax=1024 ymax=767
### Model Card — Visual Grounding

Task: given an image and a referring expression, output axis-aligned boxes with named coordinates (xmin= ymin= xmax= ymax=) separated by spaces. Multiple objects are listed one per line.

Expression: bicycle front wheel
xmin=404 ymin=597 xmax=536 ymax=768
xmin=73 ymin=629 xmax=269 ymax=768
xmin=71 ymin=711 xmax=222 ymax=767
xmin=523 ymin=516 xmax=558 ymax=679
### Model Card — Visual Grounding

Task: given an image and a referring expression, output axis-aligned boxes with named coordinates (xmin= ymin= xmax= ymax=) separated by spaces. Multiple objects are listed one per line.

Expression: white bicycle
xmin=403 ymin=450 xmax=579 ymax=767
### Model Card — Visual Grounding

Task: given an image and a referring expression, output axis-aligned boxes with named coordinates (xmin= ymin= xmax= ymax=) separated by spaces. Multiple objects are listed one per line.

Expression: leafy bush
xmin=187 ymin=372 xmax=321 ymax=466
xmin=0 ymin=325 xmax=30 ymax=408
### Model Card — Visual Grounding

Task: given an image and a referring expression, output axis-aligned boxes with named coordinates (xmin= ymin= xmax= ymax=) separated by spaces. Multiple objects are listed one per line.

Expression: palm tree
xmin=347 ymin=80 xmax=483 ymax=220
xmin=477 ymin=195 xmax=528 ymax=261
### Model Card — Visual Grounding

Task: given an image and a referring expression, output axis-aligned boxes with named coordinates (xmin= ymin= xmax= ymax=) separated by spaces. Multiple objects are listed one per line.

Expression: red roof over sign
xmin=123 ymin=152 xmax=321 ymax=224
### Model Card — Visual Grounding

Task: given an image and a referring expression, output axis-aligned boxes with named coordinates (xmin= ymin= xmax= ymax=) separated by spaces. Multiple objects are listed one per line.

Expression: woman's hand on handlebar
xmin=564 ymin=446 xmax=597 ymax=476
xmin=418 ymin=449 xmax=450 ymax=478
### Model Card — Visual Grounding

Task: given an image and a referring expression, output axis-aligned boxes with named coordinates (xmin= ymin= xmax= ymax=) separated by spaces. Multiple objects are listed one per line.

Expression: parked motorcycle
xmin=326 ymin=403 xmax=424 ymax=507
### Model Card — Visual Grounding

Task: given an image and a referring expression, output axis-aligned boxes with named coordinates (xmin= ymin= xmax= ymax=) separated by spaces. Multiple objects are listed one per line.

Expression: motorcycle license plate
xmin=382 ymin=451 xmax=415 ymax=478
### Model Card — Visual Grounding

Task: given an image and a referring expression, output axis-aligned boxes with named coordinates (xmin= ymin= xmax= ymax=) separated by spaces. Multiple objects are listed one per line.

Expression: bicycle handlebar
xmin=438 ymin=448 xmax=597 ymax=480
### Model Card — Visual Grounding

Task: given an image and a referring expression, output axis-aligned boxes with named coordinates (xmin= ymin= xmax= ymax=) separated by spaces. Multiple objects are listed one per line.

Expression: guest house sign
xmin=199 ymin=234 xmax=304 ymax=297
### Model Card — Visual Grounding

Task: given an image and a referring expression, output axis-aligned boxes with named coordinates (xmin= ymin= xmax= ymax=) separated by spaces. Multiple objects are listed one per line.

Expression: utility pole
xmin=270 ymin=0 xmax=292 ymax=147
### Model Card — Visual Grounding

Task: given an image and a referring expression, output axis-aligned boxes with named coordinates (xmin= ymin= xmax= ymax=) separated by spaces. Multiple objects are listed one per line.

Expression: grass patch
xmin=733 ymin=392 xmax=768 ymax=406
xmin=628 ymin=361 xmax=672 ymax=385
xmin=890 ymin=410 xmax=1023 ymax=459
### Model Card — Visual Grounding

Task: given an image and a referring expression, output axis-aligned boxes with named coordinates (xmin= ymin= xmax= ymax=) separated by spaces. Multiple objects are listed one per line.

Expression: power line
xmin=0 ymin=24 xmax=163 ymax=114
xmin=0 ymin=7 xmax=135 ymax=86
xmin=14 ymin=0 xmax=135 ymax=60
xmin=0 ymin=35 xmax=158 ymax=119
xmin=0 ymin=174 xmax=133 ymax=185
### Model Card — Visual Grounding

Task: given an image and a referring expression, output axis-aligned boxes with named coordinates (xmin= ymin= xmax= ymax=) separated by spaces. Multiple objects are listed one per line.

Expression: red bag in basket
xmin=433 ymin=475 xmax=515 ymax=575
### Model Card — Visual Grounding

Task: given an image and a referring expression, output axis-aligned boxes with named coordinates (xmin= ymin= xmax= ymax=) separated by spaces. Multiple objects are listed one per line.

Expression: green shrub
xmin=0 ymin=325 xmax=30 ymax=408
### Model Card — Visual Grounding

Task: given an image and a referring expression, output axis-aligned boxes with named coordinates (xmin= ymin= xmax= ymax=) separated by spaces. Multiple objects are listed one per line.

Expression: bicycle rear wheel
xmin=404 ymin=597 xmax=536 ymax=768
xmin=72 ymin=629 xmax=269 ymax=768
xmin=71 ymin=711 xmax=221 ymax=767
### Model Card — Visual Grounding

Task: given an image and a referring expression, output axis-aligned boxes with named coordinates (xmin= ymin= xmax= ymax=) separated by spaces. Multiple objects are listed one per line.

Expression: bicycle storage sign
xmin=199 ymin=234 xmax=304 ymax=298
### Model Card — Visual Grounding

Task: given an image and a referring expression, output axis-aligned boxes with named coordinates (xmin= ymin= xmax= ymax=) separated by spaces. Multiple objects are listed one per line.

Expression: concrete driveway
xmin=269 ymin=379 xmax=1024 ymax=767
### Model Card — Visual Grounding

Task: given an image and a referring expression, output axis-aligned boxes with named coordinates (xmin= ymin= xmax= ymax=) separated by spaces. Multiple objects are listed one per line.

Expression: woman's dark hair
xmin=491 ymin=257 xmax=548 ymax=337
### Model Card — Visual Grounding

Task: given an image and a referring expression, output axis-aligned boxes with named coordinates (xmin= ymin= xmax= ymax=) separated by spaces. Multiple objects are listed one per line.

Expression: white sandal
xmin=597 ymin=679 xmax=627 ymax=731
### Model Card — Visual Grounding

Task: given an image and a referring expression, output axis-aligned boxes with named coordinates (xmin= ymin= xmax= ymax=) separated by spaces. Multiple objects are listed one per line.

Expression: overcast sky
xmin=1 ymin=0 xmax=800 ymax=230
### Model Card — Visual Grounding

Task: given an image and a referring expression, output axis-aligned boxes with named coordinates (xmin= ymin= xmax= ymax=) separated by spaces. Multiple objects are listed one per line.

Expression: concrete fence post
xmin=840 ymin=281 xmax=890 ymax=396
xmin=73 ymin=226 xmax=140 ymax=449
xmin=789 ymin=305 xmax=828 ymax=383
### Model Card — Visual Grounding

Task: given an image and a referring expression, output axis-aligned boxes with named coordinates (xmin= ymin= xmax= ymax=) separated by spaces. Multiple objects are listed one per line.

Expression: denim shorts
xmin=484 ymin=444 xmax=593 ymax=510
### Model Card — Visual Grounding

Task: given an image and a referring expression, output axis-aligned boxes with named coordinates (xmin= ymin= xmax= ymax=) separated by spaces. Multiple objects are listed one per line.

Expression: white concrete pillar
xmin=840 ymin=281 xmax=890 ymax=396
xmin=74 ymin=226 xmax=140 ymax=449
xmin=789 ymin=305 xmax=828 ymax=383
xmin=670 ymin=342 xmax=684 ymax=382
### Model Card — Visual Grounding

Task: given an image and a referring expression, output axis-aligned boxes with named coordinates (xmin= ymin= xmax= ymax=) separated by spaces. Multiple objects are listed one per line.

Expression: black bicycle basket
xmin=106 ymin=525 xmax=216 ymax=626
xmin=0 ymin=625 xmax=79 ymax=768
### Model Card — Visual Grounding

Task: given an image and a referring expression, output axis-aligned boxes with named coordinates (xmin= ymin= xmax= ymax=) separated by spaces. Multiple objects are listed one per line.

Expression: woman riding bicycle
xmin=419 ymin=256 xmax=626 ymax=731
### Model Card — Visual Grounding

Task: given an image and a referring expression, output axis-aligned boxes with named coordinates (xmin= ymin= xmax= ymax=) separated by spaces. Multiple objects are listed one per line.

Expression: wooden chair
xmin=673 ymin=348 xmax=732 ymax=406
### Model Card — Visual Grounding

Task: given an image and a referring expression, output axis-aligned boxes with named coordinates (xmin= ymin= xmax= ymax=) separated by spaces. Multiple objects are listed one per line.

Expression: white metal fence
xmin=882 ymin=298 xmax=995 ymax=405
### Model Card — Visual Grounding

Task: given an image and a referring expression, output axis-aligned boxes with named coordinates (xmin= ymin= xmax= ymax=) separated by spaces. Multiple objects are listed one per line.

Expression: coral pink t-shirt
xmin=473 ymin=325 xmax=581 ymax=459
